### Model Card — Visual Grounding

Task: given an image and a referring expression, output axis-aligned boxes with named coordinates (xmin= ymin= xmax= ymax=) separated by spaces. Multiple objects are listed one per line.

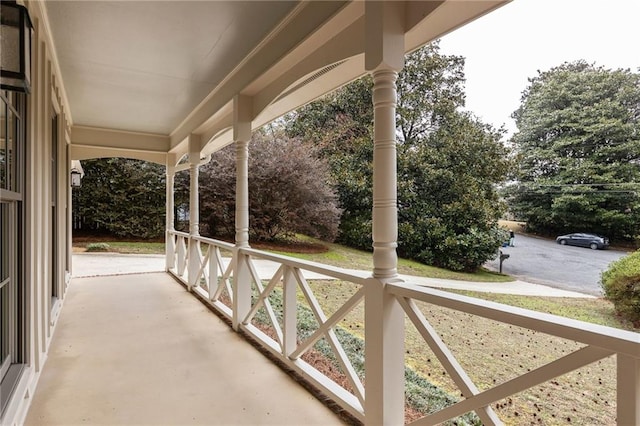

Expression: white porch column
xmin=617 ymin=354 xmax=640 ymax=425
xmin=188 ymin=135 xmax=202 ymax=289
xmin=363 ymin=2 xmax=405 ymax=425
xmin=235 ymin=98 xmax=251 ymax=249
xmin=371 ymin=67 xmax=399 ymax=280
xmin=165 ymin=155 xmax=176 ymax=271
xmin=232 ymin=95 xmax=252 ymax=330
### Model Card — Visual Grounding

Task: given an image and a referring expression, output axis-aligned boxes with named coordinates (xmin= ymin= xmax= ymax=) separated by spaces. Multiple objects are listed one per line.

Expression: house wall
xmin=1 ymin=1 xmax=73 ymax=424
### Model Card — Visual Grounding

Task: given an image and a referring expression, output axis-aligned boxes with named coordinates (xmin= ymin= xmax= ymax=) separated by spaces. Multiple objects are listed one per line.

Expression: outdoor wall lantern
xmin=70 ymin=169 xmax=82 ymax=188
xmin=1 ymin=1 xmax=33 ymax=93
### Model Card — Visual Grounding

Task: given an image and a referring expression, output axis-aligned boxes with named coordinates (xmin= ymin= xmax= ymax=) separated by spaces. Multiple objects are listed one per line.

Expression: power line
xmin=524 ymin=183 xmax=639 ymax=188
xmin=518 ymin=190 xmax=637 ymax=196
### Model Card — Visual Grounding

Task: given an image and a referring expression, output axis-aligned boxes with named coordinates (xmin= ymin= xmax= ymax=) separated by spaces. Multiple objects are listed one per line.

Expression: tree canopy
xmin=288 ymin=43 xmax=511 ymax=271
xmin=508 ymin=61 xmax=640 ymax=241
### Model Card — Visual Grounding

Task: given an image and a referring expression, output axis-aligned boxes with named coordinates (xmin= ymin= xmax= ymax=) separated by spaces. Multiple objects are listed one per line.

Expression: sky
xmin=438 ymin=0 xmax=640 ymax=136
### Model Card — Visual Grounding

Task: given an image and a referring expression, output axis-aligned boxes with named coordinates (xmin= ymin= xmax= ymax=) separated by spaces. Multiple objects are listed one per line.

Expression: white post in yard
xmin=188 ymin=134 xmax=201 ymax=290
xmin=165 ymin=155 xmax=176 ymax=271
xmin=232 ymin=94 xmax=252 ymax=330
xmin=363 ymin=2 xmax=405 ymax=425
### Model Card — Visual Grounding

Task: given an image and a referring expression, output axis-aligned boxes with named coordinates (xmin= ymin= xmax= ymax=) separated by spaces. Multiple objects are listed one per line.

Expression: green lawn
xmin=75 ymin=240 xmax=165 ymax=255
xmin=258 ymin=236 xmax=513 ymax=283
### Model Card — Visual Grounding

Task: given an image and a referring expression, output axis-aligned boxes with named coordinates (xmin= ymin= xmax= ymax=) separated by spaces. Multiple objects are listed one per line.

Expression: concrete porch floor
xmin=25 ymin=272 xmax=346 ymax=425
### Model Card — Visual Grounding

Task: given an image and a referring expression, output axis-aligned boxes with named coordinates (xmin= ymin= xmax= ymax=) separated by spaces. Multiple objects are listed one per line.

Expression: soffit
xmin=45 ymin=1 xmax=297 ymax=135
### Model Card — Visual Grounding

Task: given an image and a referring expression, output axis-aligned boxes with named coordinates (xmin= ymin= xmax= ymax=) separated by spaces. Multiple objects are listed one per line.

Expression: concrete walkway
xmin=73 ymin=252 xmax=167 ymax=277
xmin=72 ymin=253 xmax=595 ymax=298
xmin=25 ymin=273 xmax=346 ymax=425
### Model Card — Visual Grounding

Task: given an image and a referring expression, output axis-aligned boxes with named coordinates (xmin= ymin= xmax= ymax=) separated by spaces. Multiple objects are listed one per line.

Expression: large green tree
xmin=288 ymin=43 xmax=511 ymax=271
xmin=72 ymin=158 xmax=166 ymax=239
xmin=508 ymin=61 xmax=640 ymax=241
xmin=398 ymin=112 xmax=510 ymax=271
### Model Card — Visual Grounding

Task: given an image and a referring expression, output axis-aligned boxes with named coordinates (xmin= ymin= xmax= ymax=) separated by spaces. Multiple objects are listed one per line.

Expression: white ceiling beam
xmin=251 ymin=17 xmax=365 ymax=118
xmin=70 ymin=144 xmax=167 ymax=165
xmin=71 ymin=126 xmax=170 ymax=155
xmin=169 ymin=1 xmax=349 ymax=150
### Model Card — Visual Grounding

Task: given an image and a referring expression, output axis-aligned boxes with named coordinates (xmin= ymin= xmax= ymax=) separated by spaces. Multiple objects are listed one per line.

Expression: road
xmin=485 ymin=234 xmax=629 ymax=296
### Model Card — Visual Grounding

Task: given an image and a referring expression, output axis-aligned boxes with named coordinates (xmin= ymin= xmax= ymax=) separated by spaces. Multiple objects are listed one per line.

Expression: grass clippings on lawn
xmin=406 ymin=301 xmax=616 ymax=425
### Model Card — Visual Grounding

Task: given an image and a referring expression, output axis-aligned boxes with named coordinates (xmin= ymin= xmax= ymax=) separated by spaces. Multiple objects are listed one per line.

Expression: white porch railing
xmin=167 ymin=230 xmax=640 ymax=425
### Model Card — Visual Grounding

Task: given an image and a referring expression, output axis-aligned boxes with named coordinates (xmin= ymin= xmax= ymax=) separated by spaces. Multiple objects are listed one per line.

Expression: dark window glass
xmin=0 ymin=96 xmax=5 ymax=189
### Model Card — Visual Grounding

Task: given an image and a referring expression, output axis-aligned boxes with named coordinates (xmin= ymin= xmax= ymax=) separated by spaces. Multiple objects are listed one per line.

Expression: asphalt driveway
xmin=485 ymin=234 xmax=630 ymax=296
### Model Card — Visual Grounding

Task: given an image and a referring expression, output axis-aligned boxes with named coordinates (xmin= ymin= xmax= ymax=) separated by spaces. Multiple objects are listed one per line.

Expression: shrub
xmin=601 ymin=250 xmax=640 ymax=327
xmin=86 ymin=242 xmax=111 ymax=252
xmin=176 ymin=129 xmax=341 ymax=243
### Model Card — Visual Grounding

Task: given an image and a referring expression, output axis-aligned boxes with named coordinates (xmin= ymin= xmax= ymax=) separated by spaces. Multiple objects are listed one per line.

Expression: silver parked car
xmin=555 ymin=233 xmax=609 ymax=250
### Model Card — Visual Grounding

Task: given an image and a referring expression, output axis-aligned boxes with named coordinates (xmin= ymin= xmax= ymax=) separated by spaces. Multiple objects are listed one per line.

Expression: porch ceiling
xmin=45 ymin=1 xmax=297 ymax=135
xmin=43 ymin=1 xmax=509 ymax=160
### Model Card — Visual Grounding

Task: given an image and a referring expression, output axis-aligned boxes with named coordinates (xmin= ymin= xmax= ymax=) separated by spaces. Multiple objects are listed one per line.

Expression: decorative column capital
xmin=234 ymin=95 xmax=253 ymax=141
xmin=365 ymin=0 xmax=405 ymax=73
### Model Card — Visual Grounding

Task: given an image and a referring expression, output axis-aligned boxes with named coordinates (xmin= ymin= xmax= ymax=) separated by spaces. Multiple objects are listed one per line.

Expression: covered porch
xmin=24 ymin=272 xmax=346 ymax=425
xmin=24 ymin=247 xmax=640 ymax=425
xmin=2 ymin=0 xmax=639 ymax=425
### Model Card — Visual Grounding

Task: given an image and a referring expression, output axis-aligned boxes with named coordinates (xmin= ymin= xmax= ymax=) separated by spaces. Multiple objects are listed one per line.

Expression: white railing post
xmin=165 ymin=157 xmax=176 ymax=271
xmin=282 ymin=266 xmax=297 ymax=357
xmin=176 ymin=235 xmax=187 ymax=277
xmin=188 ymin=134 xmax=201 ymax=290
xmin=364 ymin=2 xmax=405 ymax=424
xmin=208 ymin=245 xmax=219 ymax=301
xmin=617 ymin=354 xmax=640 ymax=425
xmin=232 ymin=95 xmax=252 ymax=330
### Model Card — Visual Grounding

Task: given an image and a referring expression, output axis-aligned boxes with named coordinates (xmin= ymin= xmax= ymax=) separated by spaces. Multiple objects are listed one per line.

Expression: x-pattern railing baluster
xmin=294 ymin=269 xmax=366 ymax=406
xmin=195 ymin=247 xmax=211 ymax=291
xmin=397 ymin=296 xmax=501 ymax=425
xmin=390 ymin=286 xmax=625 ymax=426
xmin=291 ymin=286 xmax=365 ymax=361
xmin=166 ymin=232 xmax=177 ymax=269
xmin=205 ymin=246 xmax=217 ymax=301
xmin=243 ymin=259 xmax=285 ymax=350
xmin=176 ymin=235 xmax=187 ymax=277
xmin=411 ymin=345 xmax=612 ymax=426
xmin=212 ymin=256 xmax=234 ymax=303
